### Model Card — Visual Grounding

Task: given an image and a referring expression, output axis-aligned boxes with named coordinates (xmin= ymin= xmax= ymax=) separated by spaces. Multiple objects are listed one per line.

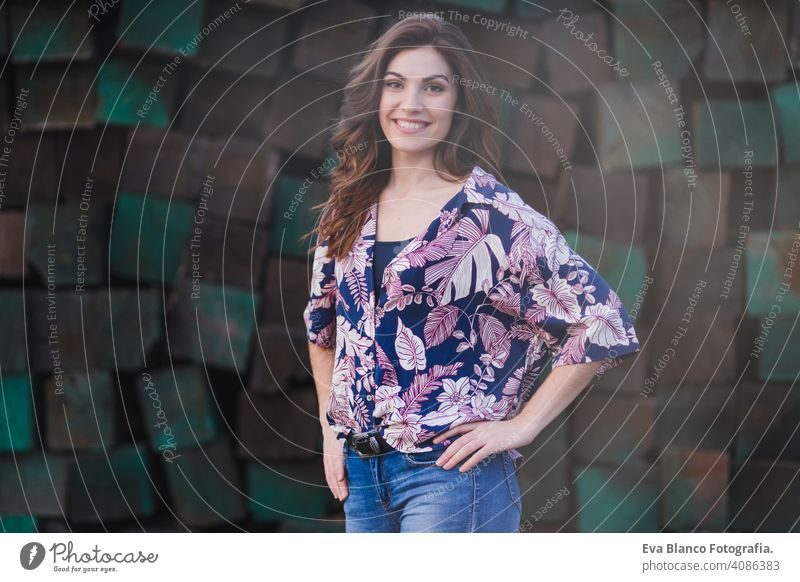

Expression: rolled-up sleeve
xmin=518 ymin=217 xmax=640 ymax=370
xmin=303 ymin=237 xmax=337 ymax=349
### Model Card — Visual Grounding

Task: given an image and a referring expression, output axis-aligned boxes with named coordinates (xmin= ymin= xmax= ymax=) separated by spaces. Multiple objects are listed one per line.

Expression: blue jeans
xmin=342 ymin=439 xmax=522 ymax=532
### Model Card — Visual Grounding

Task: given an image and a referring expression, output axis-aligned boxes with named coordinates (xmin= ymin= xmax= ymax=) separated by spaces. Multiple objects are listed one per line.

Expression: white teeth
xmin=396 ymin=120 xmax=428 ymax=130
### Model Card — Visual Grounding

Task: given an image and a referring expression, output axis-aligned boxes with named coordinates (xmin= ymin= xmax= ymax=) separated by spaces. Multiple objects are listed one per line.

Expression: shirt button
xmin=366 ymin=394 xmax=373 ymax=401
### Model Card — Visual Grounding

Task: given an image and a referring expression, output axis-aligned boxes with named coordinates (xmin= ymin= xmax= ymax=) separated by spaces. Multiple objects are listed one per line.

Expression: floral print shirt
xmin=304 ymin=165 xmax=640 ymax=456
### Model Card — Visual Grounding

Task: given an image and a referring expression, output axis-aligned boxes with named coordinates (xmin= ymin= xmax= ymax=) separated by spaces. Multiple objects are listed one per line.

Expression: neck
xmin=387 ymin=151 xmax=446 ymax=197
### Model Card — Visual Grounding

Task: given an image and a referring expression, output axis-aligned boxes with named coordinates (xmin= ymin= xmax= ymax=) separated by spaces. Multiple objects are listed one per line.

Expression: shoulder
xmin=466 ymin=167 xmax=563 ymax=240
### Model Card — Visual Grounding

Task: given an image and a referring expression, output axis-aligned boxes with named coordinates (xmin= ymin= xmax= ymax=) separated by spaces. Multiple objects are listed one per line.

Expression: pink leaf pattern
xmin=303 ymin=165 xmax=640 ymax=453
xmin=424 ymin=305 xmax=459 ymax=347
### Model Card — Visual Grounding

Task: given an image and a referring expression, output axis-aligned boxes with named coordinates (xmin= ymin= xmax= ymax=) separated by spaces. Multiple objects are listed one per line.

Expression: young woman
xmin=303 ymin=15 xmax=640 ymax=533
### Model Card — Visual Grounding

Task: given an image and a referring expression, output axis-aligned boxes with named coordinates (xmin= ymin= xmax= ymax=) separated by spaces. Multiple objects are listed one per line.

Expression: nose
xmin=400 ymin=84 xmax=423 ymax=111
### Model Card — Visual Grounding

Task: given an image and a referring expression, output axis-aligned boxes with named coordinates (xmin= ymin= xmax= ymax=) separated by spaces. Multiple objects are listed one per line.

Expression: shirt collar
xmin=363 ymin=164 xmax=499 ymax=245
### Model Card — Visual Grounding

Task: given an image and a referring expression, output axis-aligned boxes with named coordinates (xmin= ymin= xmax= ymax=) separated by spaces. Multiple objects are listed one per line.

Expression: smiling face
xmin=378 ymin=46 xmax=459 ymax=158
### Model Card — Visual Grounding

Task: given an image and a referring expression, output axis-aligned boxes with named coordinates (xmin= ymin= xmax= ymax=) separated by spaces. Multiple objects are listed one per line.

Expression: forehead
xmin=384 ymin=46 xmax=452 ymax=77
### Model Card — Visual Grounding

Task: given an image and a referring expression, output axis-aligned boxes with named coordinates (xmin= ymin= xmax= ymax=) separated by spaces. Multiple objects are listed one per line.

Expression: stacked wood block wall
xmin=0 ymin=0 xmax=798 ymax=533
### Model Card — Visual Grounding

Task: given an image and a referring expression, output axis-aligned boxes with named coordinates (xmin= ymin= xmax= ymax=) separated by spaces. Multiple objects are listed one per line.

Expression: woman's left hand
xmin=431 ymin=417 xmax=533 ymax=472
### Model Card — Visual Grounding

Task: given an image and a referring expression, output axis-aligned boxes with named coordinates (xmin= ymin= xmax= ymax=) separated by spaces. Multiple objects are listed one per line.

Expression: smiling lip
xmin=392 ymin=118 xmax=432 ymax=134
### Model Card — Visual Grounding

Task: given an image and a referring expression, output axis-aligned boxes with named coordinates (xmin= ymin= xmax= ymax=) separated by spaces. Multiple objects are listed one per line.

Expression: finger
xmin=441 ymin=437 xmax=485 ymax=471
xmin=436 ymin=433 xmax=473 ymax=467
xmin=324 ymin=469 xmax=338 ymax=500
xmin=436 ymin=434 xmax=477 ymax=469
xmin=432 ymin=423 xmax=475 ymax=444
xmin=335 ymin=464 xmax=347 ymax=500
xmin=458 ymin=445 xmax=492 ymax=473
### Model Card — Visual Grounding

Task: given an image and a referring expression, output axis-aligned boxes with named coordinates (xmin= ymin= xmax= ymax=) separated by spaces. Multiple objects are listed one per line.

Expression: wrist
xmin=508 ymin=413 xmax=539 ymax=446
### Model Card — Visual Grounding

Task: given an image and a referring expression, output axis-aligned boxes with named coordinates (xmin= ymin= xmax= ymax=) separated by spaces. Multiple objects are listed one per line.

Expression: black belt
xmin=346 ymin=429 xmax=394 ymax=459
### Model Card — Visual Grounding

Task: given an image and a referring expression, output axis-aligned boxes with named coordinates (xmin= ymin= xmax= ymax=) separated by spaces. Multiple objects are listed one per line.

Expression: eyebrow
xmin=383 ymin=71 xmax=450 ymax=83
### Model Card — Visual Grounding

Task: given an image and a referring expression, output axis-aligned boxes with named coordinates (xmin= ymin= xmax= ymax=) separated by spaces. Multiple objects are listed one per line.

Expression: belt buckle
xmin=351 ymin=430 xmax=381 ymax=459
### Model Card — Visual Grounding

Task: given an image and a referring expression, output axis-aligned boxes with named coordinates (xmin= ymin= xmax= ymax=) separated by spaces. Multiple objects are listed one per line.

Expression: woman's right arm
xmin=308 ymin=342 xmax=347 ymax=500
xmin=303 ymin=237 xmax=347 ymax=500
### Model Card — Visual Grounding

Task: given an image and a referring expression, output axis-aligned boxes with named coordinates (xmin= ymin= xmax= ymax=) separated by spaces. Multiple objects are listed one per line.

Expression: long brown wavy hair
xmin=303 ymin=15 xmax=504 ymax=260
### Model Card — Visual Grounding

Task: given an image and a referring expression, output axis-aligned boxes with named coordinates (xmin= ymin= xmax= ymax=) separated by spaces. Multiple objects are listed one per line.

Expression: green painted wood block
xmin=248 ymin=324 xmax=311 ymax=393
xmin=180 ymin=65 xmax=272 ymax=140
xmin=163 ymin=437 xmax=246 ymax=527
xmin=610 ymin=0 xmax=704 ymax=81
xmin=773 ymin=83 xmax=800 ymax=163
xmin=436 ymin=0 xmax=506 ymax=13
xmin=574 ymin=461 xmax=659 ymax=532
xmin=563 ymin=230 xmax=648 ymax=309
xmin=0 ymin=376 xmax=33 ymax=453
xmin=0 ymin=211 xmax=27 ymax=278
xmin=515 ymin=414 xmax=572 ymax=526
xmin=26 ymin=203 xmax=107 ymax=288
xmin=70 ymin=443 xmax=156 ymax=523
xmin=95 ymin=289 xmax=162 ymax=371
xmin=660 ymin=447 xmax=729 ymax=532
xmin=56 ymin=129 xmax=127 ymax=206
xmin=0 ymin=454 xmax=69 ymax=516
xmin=598 ymin=81 xmax=683 ymax=170
xmin=262 ymin=73 xmax=341 ymax=158
xmin=3 ymin=132 xmax=59 ymax=208
xmin=97 ymin=57 xmax=175 ymax=128
xmin=505 ymin=94 xmax=578 ymax=177
xmin=0 ymin=515 xmax=38 ymax=533
xmin=745 ymin=231 xmax=800 ymax=317
xmin=118 ymin=0 xmax=207 ymax=56
xmin=198 ymin=137 xmax=280 ymax=225
xmin=10 ymin=0 xmax=92 ymax=62
xmin=792 ymin=5 xmax=800 ymax=69
xmin=655 ymin=384 xmax=738 ymax=451
xmin=237 ymin=388 xmax=319 ymax=459
xmin=29 ymin=288 xmax=162 ymax=373
xmin=110 ymin=192 xmax=195 ymax=284
xmin=735 ymin=382 xmax=800 ymax=462
xmin=776 ymin=164 xmax=800 ymax=230
xmin=729 ymin=460 xmax=800 ymax=532
xmin=45 ymin=371 xmax=115 ymax=452
xmin=180 ymin=215 xmax=269 ymax=290
xmin=260 ymin=254 xmax=316 ymax=330
xmin=0 ymin=5 xmax=8 ymax=55
xmin=139 ymin=366 xmax=219 ymax=451
xmin=755 ymin=315 xmax=800 ymax=383
xmin=247 ymin=459 xmax=330 ymax=521
xmin=121 ymin=128 xmax=205 ymax=200
xmin=168 ymin=281 xmax=261 ymax=372
xmin=694 ymin=100 xmax=778 ymax=168
xmin=663 ymin=168 xmax=730 ymax=250
xmin=703 ymin=0 xmax=789 ymax=83
xmin=572 ymin=392 xmax=656 ymax=466
xmin=0 ymin=291 xmax=28 ymax=374
xmin=554 ymin=166 xmax=649 ymax=245
xmin=17 ymin=62 xmax=96 ymax=130
xmin=270 ymin=175 xmax=328 ymax=259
